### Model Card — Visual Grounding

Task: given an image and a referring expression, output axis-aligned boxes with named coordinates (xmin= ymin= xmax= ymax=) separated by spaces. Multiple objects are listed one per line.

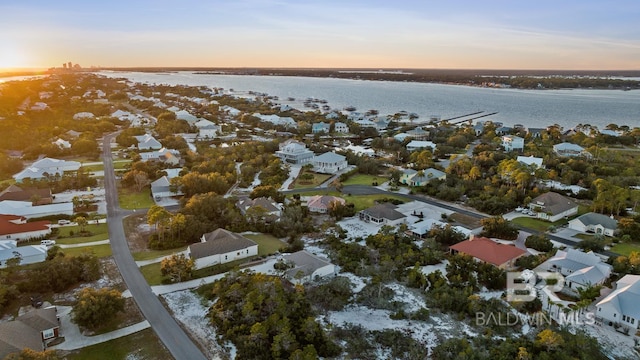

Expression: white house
xmin=0 ymin=241 xmax=47 ymax=268
xmin=52 ymin=138 xmax=71 ymax=149
xmin=553 ymin=142 xmax=590 ymax=157
xmin=195 ymin=119 xmax=220 ymax=139
xmin=139 ymin=148 xmax=181 ymax=166
xmin=13 ymin=158 xmax=81 ymax=182
xmin=406 ymin=140 xmax=436 ymax=152
xmin=275 ymin=140 xmax=314 ymax=165
xmin=596 ymin=275 xmax=640 ymax=332
xmin=334 ymin=122 xmax=349 ymax=133
xmin=150 ymin=176 xmax=183 ymax=204
xmin=344 ymin=144 xmax=374 ymax=157
xmin=568 ymin=212 xmax=617 ymax=236
xmin=134 ymin=134 xmax=162 ymax=150
xmin=312 ymin=152 xmax=348 ymax=174
xmin=311 ymin=122 xmax=330 ymax=134
xmin=174 ymin=110 xmax=199 ymax=124
xmin=281 ymin=250 xmax=336 ymax=284
xmin=528 ymin=192 xmax=578 ymax=222
xmin=306 ymin=195 xmax=345 ymax=213
xmin=517 ymin=156 xmax=543 ymax=169
xmin=187 ymin=229 xmax=258 ymax=269
xmin=401 ymin=168 xmax=446 ymax=186
xmin=501 ymin=135 xmax=524 ymax=152
xmin=540 ymin=249 xmax=612 ymax=292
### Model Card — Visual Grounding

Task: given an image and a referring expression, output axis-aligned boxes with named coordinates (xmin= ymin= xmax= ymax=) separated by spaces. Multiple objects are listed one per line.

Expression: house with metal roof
xmin=501 ymin=135 xmax=524 ymax=152
xmin=305 ymin=195 xmax=345 ymax=214
xmin=406 ymin=140 xmax=436 ymax=152
xmin=281 ymin=250 xmax=335 ymax=284
xmin=311 ymin=122 xmax=330 ymax=134
xmin=236 ymin=196 xmax=281 ymax=222
xmin=596 ymin=275 xmax=640 ymax=333
xmin=528 ymin=192 xmax=578 ymax=222
xmin=275 ymin=140 xmax=314 ymax=165
xmin=13 ymin=158 xmax=81 ymax=182
xmin=0 ymin=240 xmax=48 ymax=268
xmin=312 ymin=152 xmax=348 ymax=174
xmin=553 ymin=142 xmax=590 ymax=157
xmin=134 ymin=134 xmax=162 ymax=150
xmin=187 ymin=229 xmax=258 ymax=269
xmin=568 ymin=212 xmax=618 ymax=236
xmin=539 ymin=249 xmax=611 ymax=293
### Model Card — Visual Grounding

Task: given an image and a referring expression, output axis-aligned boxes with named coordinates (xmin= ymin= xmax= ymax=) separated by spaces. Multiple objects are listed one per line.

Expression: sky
xmin=1 ymin=0 xmax=639 ymax=70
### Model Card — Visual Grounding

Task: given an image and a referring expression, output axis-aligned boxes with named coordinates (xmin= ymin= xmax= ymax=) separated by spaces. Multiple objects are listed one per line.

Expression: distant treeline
xmin=99 ymin=67 xmax=640 ymax=90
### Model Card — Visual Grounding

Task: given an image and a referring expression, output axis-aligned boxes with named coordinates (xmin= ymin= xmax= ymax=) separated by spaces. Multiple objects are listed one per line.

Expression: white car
xmin=515 ymin=207 xmax=524 ymax=212
xmin=41 ymin=240 xmax=56 ymax=246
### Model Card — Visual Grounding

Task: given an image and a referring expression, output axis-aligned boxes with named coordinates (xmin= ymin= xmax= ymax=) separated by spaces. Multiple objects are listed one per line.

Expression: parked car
xmin=41 ymin=240 xmax=56 ymax=246
xmin=58 ymin=220 xmax=71 ymax=225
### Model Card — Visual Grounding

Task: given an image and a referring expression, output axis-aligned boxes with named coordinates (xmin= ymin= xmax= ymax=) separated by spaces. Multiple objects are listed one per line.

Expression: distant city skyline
xmin=1 ymin=0 xmax=639 ymax=70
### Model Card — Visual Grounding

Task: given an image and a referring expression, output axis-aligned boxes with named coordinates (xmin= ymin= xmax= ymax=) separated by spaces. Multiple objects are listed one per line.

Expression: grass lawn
xmin=132 ymin=246 xmax=188 ymax=261
xmin=113 ymin=159 xmax=132 ymax=170
xmin=342 ymin=174 xmax=387 ymax=186
xmin=55 ymin=223 xmax=109 ymax=244
xmin=344 ymin=194 xmax=405 ymax=212
xmin=82 ymin=163 xmax=105 ymax=172
xmin=291 ymin=171 xmax=332 ymax=189
xmin=243 ymin=233 xmax=287 ymax=256
xmin=118 ymin=186 xmax=154 ymax=210
xmin=63 ymin=328 xmax=171 ymax=360
xmin=511 ymin=216 xmax=566 ymax=232
xmin=63 ymin=244 xmax=112 ymax=258
xmin=610 ymin=242 xmax=640 ymax=256
xmin=139 ymin=263 xmax=164 ymax=285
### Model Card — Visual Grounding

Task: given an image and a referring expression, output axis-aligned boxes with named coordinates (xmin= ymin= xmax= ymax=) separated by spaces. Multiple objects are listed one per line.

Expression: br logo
xmin=506 ymin=269 xmax=564 ymax=302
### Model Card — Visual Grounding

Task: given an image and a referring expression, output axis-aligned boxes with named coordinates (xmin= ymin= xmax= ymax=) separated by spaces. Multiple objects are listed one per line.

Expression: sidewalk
xmin=59 ymin=239 xmax=110 ymax=249
xmin=279 ymin=165 xmax=301 ymax=191
xmin=135 ymin=249 xmax=189 ymax=267
xmin=51 ymin=306 xmax=150 ymax=351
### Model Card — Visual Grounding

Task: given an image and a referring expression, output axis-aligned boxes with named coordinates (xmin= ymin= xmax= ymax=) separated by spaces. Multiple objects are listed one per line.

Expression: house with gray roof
xmin=311 ymin=122 xmax=330 ymax=134
xmin=187 ymin=229 xmax=258 ymax=269
xmin=553 ymin=142 xmax=590 ymax=157
xmin=568 ymin=212 xmax=618 ymax=236
xmin=312 ymin=152 xmax=348 ymax=174
xmin=306 ymin=195 xmax=345 ymax=214
xmin=13 ymin=158 xmax=81 ymax=182
xmin=359 ymin=203 xmax=407 ymax=226
xmin=134 ymin=134 xmax=162 ymax=150
xmin=596 ymin=275 xmax=640 ymax=333
xmin=539 ymin=249 xmax=611 ymax=293
xmin=281 ymin=250 xmax=335 ymax=284
xmin=528 ymin=192 xmax=578 ymax=222
xmin=0 ymin=307 xmax=60 ymax=358
xmin=236 ymin=196 xmax=281 ymax=222
xmin=407 ymin=168 xmax=446 ymax=186
xmin=406 ymin=140 xmax=436 ymax=152
xmin=275 ymin=140 xmax=314 ymax=165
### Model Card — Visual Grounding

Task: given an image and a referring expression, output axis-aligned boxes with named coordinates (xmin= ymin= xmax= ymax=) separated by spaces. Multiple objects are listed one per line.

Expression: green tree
xmin=3 ymin=349 xmax=62 ymax=360
xmin=74 ymin=216 xmax=88 ymax=234
xmin=535 ymin=329 xmax=564 ymax=352
xmin=480 ymin=216 xmax=519 ymax=240
xmin=72 ymin=287 xmax=125 ymax=330
xmin=160 ymin=254 xmax=195 ymax=283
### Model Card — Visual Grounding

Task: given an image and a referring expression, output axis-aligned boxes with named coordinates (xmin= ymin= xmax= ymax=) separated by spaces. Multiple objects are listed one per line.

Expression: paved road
xmin=102 ymin=133 xmax=208 ymax=360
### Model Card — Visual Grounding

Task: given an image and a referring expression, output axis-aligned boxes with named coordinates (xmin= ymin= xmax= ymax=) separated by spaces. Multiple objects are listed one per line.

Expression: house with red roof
xmin=449 ymin=236 xmax=527 ymax=269
xmin=0 ymin=214 xmax=51 ymax=241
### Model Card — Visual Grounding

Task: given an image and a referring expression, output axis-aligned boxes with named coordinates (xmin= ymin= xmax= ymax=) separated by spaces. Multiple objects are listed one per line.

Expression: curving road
xmin=102 ymin=133 xmax=208 ymax=360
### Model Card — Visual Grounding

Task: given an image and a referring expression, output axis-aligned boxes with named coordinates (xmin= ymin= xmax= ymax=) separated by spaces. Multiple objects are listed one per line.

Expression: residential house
xmin=344 ymin=144 xmax=374 ymax=157
xmin=399 ymin=169 xmax=418 ymax=185
xmin=253 ymin=113 xmax=298 ymax=128
xmin=449 ymin=236 xmax=527 ymax=269
xmin=359 ymin=203 xmax=407 ymax=226
xmin=539 ymin=249 xmax=612 ymax=292
xmin=0 ymin=215 xmax=51 ymax=241
xmin=306 ymin=195 xmax=345 ymax=213
xmin=517 ymin=156 xmax=543 ymax=169
xmin=194 ymin=119 xmax=220 ymax=139
xmin=275 ymin=140 xmax=314 ymax=165
xmin=312 ymin=152 xmax=348 ymax=174
xmin=473 ymin=122 xmax=484 ymax=136
xmin=150 ymin=176 xmax=183 ymax=204
xmin=334 ymin=122 xmax=349 ymax=133
xmin=0 ymin=307 xmax=60 ymax=358
xmin=595 ymin=274 xmax=640 ymax=332
xmin=281 ymin=250 xmax=336 ymax=284
xmin=393 ymin=133 xmax=411 ymax=142
xmin=13 ymin=158 xmax=81 ymax=182
xmin=139 ymin=148 xmax=181 ymax=166
xmin=527 ymin=128 xmax=545 ymax=138
xmin=403 ymin=168 xmax=446 ymax=186
xmin=406 ymin=127 xmax=430 ymax=140
xmin=553 ymin=142 xmax=590 ymax=157
xmin=65 ymin=130 xmax=82 ymax=139
xmin=312 ymin=122 xmax=330 ymax=134
xmin=72 ymin=112 xmax=95 ymax=120
xmin=174 ymin=110 xmax=199 ymax=124
xmin=495 ymin=126 xmax=513 ymax=135
xmin=220 ymin=105 xmax=241 ymax=117
xmin=236 ymin=196 xmax=281 ymax=222
xmin=406 ymin=140 xmax=437 ymax=152
xmin=0 ymin=185 xmax=53 ymax=205
xmin=528 ymin=192 xmax=578 ymax=222
xmin=53 ymin=138 xmax=71 ymax=149
xmin=134 ymin=134 xmax=162 ymax=150
xmin=0 ymin=240 xmax=48 ymax=267
xmin=568 ymin=212 xmax=618 ymax=236
xmin=187 ymin=229 xmax=258 ymax=269
xmin=111 ymin=109 xmax=136 ymax=121
xmin=407 ymin=219 xmax=447 ymax=239
xmin=0 ymin=201 xmax=73 ymax=219
xmin=501 ymin=135 xmax=525 ymax=152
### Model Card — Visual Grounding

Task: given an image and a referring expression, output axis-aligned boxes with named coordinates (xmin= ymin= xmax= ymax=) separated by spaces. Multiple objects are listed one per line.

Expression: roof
xmin=565 ymin=265 xmax=610 ymax=286
xmin=517 ymin=156 xmax=543 ymax=168
xmin=360 ymin=203 xmax=406 ymax=221
xmin=313 ymin=152 xmax=346 ymax=163
xmin=237 ymin=197 xmax=280 ymax=213
xmin=283 ymin=250 xmax=333 ymax=278
xmin=596 ymin=275 xmax=640 ymax=320
xmin=189 ymin=229 xmax=257 ymax=259
xmin=449 ymin=237 xmax=526 ymax=266
xmin=0 ymin=245 xmax=47 ymax=262
xmin=0 ymin=307 xmax=57 ymax=358
xmin=307 ymin=195 xmax=345 ymax=210
xmin=530 ymin=192 xmax=577 ymax=215
xmin=573 ymin=212 xmax=618 ymax=230
xmin=0 ymin=214 xmax=50 ymax=236
xmin=151 ymin=176 xmax=170 ymax=189
xmin=546 ymin=249 xmax=602 ymax=272
xmin=0 ymin=187 xmax=52 ymax=203
xmin=406 ymin=140 xmax=436 ymax=149
xmin=554 ymin=142 xmax=585 ymax=152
